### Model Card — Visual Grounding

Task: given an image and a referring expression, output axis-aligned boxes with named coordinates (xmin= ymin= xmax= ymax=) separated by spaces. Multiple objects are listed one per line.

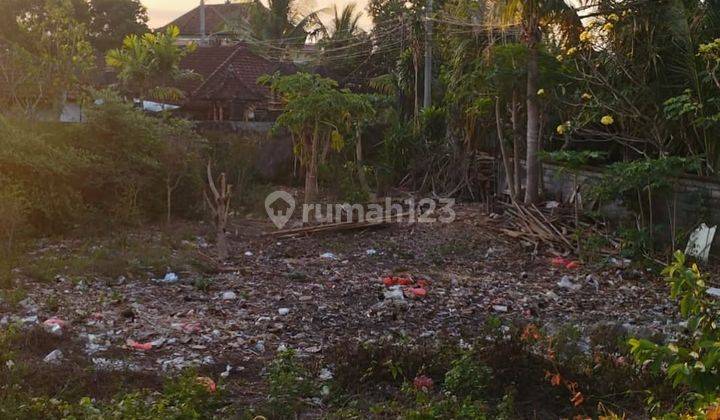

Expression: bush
xmin=0 ymin=94 xmax=206 ymax=242
xmin=629 ymin=252 xmax=720 ymax=414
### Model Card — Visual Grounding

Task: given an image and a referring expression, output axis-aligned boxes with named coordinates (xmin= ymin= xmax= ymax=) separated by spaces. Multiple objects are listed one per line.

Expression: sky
xmin=143 ymin=0 xmax=372 ymax=30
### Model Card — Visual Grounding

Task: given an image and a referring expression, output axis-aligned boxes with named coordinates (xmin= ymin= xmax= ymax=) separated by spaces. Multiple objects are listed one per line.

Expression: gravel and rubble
xmin=0 ymin=204 xmax=679 ymax=375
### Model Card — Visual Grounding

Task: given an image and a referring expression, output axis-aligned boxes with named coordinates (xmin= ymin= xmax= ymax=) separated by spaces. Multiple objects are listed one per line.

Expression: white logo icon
xmin=265 ymin=191 xmax=296 ymax=229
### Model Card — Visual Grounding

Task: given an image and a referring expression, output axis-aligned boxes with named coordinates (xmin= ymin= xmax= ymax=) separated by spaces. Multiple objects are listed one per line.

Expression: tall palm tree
xmin=325 ymin=3 xmax=363 ymax=41
xmin=495 ymin=0 xmax=580 ymax=204
xmin=246 ymin=0 xmax=322 ymax=49
xmin=319 ymin=3 xmax=371 ymax=81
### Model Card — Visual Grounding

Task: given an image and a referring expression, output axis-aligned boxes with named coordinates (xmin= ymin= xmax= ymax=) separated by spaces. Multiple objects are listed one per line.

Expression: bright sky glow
xmin=142 ymin=0 xmax=372 ymax=30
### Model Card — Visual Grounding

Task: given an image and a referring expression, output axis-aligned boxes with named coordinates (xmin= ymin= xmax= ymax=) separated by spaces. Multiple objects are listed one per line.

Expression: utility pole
xmin=200 ymin=0 xmax=207 ymax=46
xmin=423 ymin=0 xmax=433 ymax=109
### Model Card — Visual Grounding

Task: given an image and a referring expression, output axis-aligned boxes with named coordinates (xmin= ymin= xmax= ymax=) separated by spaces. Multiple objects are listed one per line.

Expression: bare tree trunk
xmin=205 ymin=162 xmax=232 ymax=261
xmin=511 ymin=90 xmax=522 ymax=198
xmin=495 ymin=99 xmax=517 ymax=200
xmin=166 ymin=177 xmax=172 ymax=225
xmin=304 ymin=122 xmax=320 ymax=202
xmin=355 ymin=127 xmax=371 ymax=196
xmin=524 ymin=42 xmax=541 ymax=204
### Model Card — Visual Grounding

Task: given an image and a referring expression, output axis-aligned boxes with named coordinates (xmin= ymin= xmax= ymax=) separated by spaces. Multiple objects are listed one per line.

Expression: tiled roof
xmin=158 ymin=2 xmax=254 ymax=36
xmin=178 ymin=43 xmax=297 ymax=103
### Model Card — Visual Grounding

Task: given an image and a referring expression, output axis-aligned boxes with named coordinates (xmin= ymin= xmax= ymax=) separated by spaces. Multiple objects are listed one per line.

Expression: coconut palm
xmin=247 ymin=0 xmax=322 ymax=48
xmin=319 ymin=3 xmax=371 ymax=82
xmin=494 ymin=0 xmax=581 ymax=203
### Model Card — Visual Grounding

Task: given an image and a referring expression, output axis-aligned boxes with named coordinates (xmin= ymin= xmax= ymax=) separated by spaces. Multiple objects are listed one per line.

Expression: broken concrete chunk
xmin=685 ymin=223 xmax=717 ymax=263
xmin=557 ymin=276 xmax=582 ymax=291
xmin=222 ymin=291 xmax=238 ymax=300
xmin=43 ymin=349 xmax=63 ymax=364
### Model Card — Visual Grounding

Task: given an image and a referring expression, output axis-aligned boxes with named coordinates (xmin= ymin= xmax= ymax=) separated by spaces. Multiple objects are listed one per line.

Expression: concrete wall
xmin=540 ymin=162 xmax=720 ymax=231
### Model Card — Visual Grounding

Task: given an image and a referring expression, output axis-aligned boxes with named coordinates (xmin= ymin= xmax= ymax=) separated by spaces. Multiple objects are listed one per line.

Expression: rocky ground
xmin=0 ymin=204 xmax=679 ymax=397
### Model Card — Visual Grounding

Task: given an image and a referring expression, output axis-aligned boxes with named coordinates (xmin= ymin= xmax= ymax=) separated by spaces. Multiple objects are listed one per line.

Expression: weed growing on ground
xmin=265 ymin=349 xmax=315 ymax=417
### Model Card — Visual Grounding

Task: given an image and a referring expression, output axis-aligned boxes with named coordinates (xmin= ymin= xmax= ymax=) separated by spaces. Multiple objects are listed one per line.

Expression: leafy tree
xmin=0 ymin=0 xmax=147 ymax=52
xmin=87 ymin=0 xmax=149 ymax=52
xmin=0 ymin=0 xmax=94 ymax=116
xmin=494 ymin=0 xmax=581 ymax=203
xmin=261 ymin=73 xmax=375 ymax=201
xmin=106 ymin=26 xmax=198 ymax=103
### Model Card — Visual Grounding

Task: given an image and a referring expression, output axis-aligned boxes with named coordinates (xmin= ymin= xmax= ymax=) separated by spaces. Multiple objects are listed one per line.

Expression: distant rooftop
xmin=158 ymin=2 xmax=255 ymax=36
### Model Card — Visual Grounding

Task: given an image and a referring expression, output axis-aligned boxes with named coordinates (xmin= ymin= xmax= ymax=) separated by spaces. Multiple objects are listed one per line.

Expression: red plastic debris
xmin=181 ymin=322 xmax=202 ymax=334
xmin=413 ymin=375 xmax=434 ymax=391
xmin=408 ymin=287 xmax=427 ymax=299
xmin=551 ymin=257 xmax=569 ymax=267
xmin=196 ymin=376 xmax=217 ymax=393
xmin=551 ymin=257 xmax=580 ymax=270
xmin=565 ymin=261 xmax=580 ymax=269
xmin=382 ymin=276 xmax=413 ymax=287
xmin=43 ymin=317 xmax=66 ymax=328
xmin=126 ymin=339 xmax=153 ymax=351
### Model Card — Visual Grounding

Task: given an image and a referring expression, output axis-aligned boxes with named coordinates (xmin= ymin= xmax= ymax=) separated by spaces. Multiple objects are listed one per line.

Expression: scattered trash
xmin=585 ymin=274 xmax=600 ymax=292
xmin=5 ymin=360 xmax=15 ymax=369
xmin=21 ymin=315 xmax=38 ymax=325
xmin=196 ymin=376 xmax=217 ymax=393
xmin=93 ymin=358 xmax=140 ymax=372
xmin=707 ymin=288 xmax=720 ymax=298
xmin=222 ymin=291 xmax=238 ymax=301
xmin=609 ymin=257 xmax=632 ymax=268
xmin=383 ymin=286 xmax=405 ymax=302
xmin=244 ymin=251 xmax=254 ymax=257
xmin=366 ymin=249 xmax=378 ymax=256
xmin=220 ymin=365 xmax=232 ymax=378
xmin=320 ymin=252 xmax=337 ymax=260
xmin=254 ymin=341 xmax=266 ymax=353
xmin=126 ymin=339 xmax=155 ymax=351
xmin=413 ymin=375 xmax=434 ymax=391
xmin=383 ymin=276 xmax=412 ymax=287
xmin=43 ymin=349 xmax=63 ymax=364
xmin=551 ymin=257 xmax=580 ymax=270
xmin=557 ymin=276 xmax=582 ymax=291
xmin=319 ymin=368 xmax=334 ymax=381
xmin=545 ymin=291 xmax=560 ymax=300
xmin=278 ymin=308 xmax=290 ymax=316
xmin=685 ymin=223 xmax=717 ymax=263
xmin=161 ymin=272 xmax=179 ymax=283
xmin=407 ymin=287 xmax=428 ymax=299
xmin=545 ymin=201 xmax=560 ymax=209
xmin=493 ymin=305 xmax=509 ymax=313
xmin=43 ymin=317 xmax=66 ymax=336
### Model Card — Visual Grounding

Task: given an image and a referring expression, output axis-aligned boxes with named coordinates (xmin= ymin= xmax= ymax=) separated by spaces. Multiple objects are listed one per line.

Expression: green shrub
xmin=443 ymin=353 xmax=492 ymax=401
xmin=266 ymin=349 xmax=315 ymax=417
xmin=629 ymin=252 xmax=720 ymax=413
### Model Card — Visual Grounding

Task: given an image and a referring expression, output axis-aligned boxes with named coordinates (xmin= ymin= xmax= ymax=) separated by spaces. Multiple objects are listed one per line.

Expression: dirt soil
xmin=0 ymin=204 xmax=679 ymax=391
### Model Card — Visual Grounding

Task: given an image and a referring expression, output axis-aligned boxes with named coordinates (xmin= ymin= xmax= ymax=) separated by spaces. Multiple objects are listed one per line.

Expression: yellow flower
xmin=579 ymin=31 xmax=592 ymax=42
xmin=608 ymin=13 xmax=620 ymax=22
xmin=581 ymin=93 xmax=592 ymax=100
xmin=556 ymin=54 xmax=564 ymax=62
xmin=566 ymin=47 xmax=578 ymax=56
xmin=601 ymin=115 xmax=614 ymax=126
xmin=602 ymin=22 xmax=614 ymax=32
xmin=537 ymin=89 xmax=546 ymax=96
xmin=556 ymin=122 xmax=570 ymax=135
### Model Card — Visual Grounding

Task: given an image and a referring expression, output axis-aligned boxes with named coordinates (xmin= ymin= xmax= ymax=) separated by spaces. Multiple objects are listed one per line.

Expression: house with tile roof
xmin=175 ymin=43 xmax=297 ymax=121
xmin=159 ymin=1 xmax=256 ymax=46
